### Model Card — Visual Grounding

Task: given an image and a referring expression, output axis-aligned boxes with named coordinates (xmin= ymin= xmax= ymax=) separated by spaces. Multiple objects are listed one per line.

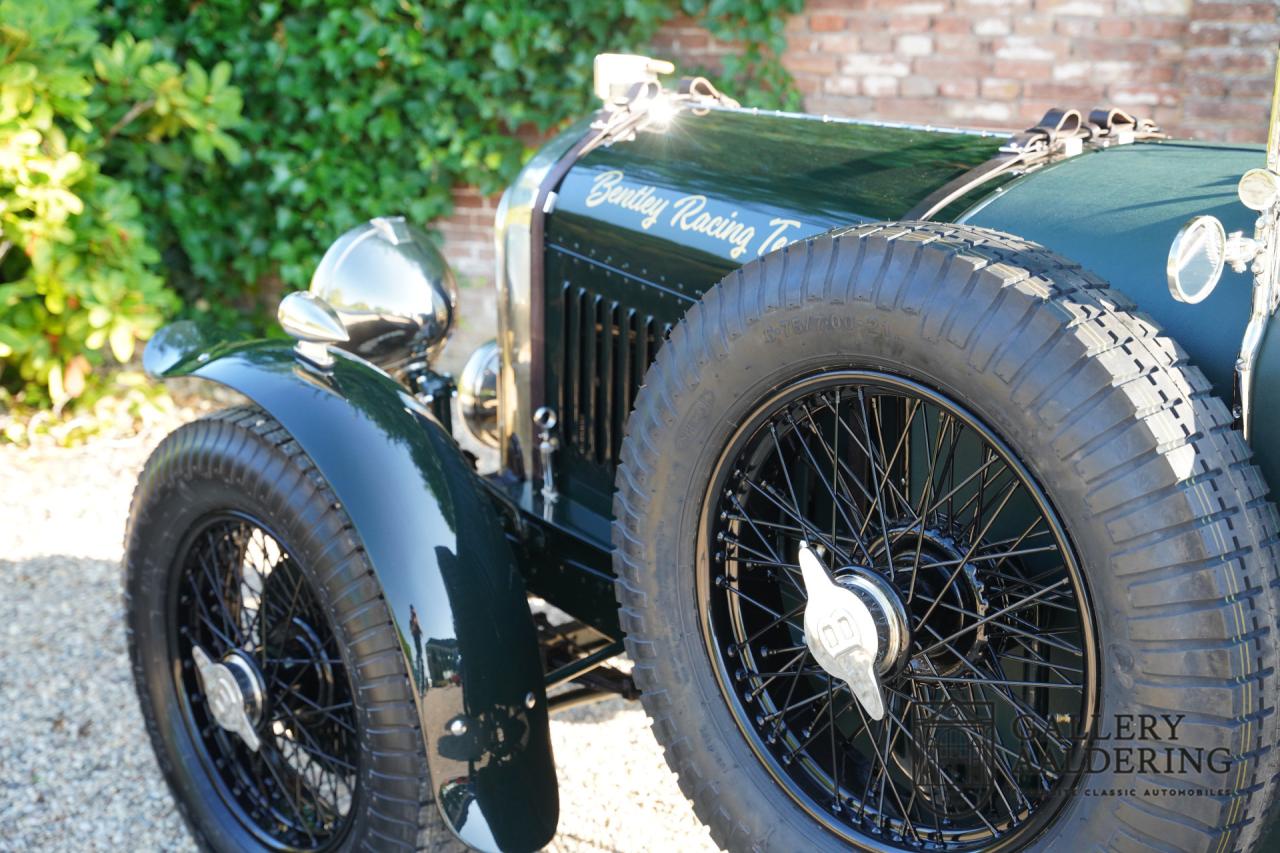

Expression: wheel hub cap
xmin=192 ymin=645 xmax=265 ymax=751
xmin=798 ymin=543 xmax=911 ymax=720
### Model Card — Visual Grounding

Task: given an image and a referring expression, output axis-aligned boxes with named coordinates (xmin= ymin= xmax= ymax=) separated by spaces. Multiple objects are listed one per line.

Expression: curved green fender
xmin=143 ymin=322 xmax=557 ymax=853
xmin=961 ymin=140 xmax=1280 ymax=490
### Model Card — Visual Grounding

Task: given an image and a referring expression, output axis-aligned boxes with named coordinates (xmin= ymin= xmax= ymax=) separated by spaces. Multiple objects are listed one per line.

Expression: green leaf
xmin=3 ymin=0 xmax=800 ymax=423
xmin=491 ymin=42 xmax=517 ymax=71
xmin=109 ymin=324 xmax=135 ymax=363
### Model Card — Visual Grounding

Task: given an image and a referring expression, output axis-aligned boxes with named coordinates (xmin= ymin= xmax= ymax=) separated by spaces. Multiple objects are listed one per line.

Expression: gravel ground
xmin=0 ymin=288 xmax=716 ymax=851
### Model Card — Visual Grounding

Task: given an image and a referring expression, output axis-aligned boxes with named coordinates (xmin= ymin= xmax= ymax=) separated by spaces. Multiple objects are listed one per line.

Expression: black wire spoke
xmin=193 ymin=535 xmax=246 ymax=647
xmin=820 ymin=391 xmax=917 ymax=525
xmin=928 ymin=626 xmax=1074 ymax=760
xmin=273 ymin=703 xmax=358 ymax=774
xmin=758 ymin=685 xmax=840 ymax=727
xmin=911 ymin=475 xmax=1025 ymax=633
xmin=701 ymin=371 xmax=1095 ymax=850
xmin=784 ymin=409 xmax=874 ymax=564
xmin=171 ymin=515 xmax=357 ymax=849
xmin=912 ymin=577 xmax=1072 ymax=659
xmin=742 ymin=477 xmax=854 ymax=566
xmin=259 ymin=740 xmax=321 ymax=845
xmin=721 ymin=535 xmax=807 ymax=597
xmin=281 ymin=689 xmax=358 ymax=735
xmin=745 ymin=649 xmax=814 ymax=698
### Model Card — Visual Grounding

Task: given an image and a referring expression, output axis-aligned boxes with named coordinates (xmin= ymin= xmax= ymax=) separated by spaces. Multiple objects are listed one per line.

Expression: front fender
xmin=144 ymin=323 xmax=557 ymax=852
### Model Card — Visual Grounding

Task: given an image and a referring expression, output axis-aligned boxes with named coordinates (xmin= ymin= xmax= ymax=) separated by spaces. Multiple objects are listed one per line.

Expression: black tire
xmin=125 ymin=406 xmax=447 ymax=851
xmin=613 ymin=222 xmax=1280 ymax=852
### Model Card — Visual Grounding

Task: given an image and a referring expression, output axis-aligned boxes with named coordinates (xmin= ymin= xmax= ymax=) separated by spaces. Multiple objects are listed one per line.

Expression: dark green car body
xmin=150 ymin=100 xmax=1274 ymax=852
xmin=534 ymin=106 xmax=1273 ymax=566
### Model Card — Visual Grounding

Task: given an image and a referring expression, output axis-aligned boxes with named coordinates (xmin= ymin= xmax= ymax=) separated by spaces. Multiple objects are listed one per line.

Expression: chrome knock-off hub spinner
xmin=192 ymin=645 xmax=265 ymax=752
xmin=797 ymin=543 xmax=911 ymax=721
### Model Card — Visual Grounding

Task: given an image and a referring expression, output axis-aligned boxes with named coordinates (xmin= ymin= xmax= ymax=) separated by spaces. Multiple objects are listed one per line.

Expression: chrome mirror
xmin=279 ymin=291 xmax=349 ymax=367
xmin=458 ymin=340 xmax=500 ymax=448
xmin=1239 ymin=167 xmax=1280 ymax=212
xmin=1167 ymin=215 xmax=1227 ymax=304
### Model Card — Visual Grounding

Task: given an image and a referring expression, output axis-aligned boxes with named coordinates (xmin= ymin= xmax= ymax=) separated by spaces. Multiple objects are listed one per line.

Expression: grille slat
xmin=585 ymin=293 xmax=600 ymax=460
xmin=600 ymin=300 xmax=617 ymax=463
xmin=557 ymin=284 xmax=666 ymax=466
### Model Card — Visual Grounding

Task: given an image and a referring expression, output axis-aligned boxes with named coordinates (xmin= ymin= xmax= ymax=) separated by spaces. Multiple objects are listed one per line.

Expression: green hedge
xmin=1 ymin=0 xmax=800 ymax=432
xmin=0 ymin=0 xmax=242 ymax=430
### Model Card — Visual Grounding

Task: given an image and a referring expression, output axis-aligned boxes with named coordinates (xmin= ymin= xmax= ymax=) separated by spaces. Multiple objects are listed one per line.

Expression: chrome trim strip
xmin=495 ymin=120 xmax=592 ymax=476
xmin=695 ymin=101 xmax=1006 ymax=138
xmin=1238 ymin=47 xmax=1280 ymax=440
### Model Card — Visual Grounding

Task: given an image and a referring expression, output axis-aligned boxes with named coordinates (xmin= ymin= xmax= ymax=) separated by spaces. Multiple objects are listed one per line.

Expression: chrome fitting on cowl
xmin=278 ymin=291 xmax=349 ymax=369
xmin=533 ymin=407 xmax=559 ymax=504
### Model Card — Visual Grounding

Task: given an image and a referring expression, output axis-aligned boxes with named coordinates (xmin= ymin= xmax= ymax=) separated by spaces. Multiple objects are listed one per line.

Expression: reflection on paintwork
xmin=962 ymin=140 xmax=1280 ymax=487
xmin=143 ymin=330 xmax=558 ymax=853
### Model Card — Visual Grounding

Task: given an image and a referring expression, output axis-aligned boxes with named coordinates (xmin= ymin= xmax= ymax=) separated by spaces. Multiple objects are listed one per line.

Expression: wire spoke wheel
xmin=170 ymin=513 xmax=358 ymax=850
xmin=698 ymin=370 xmax=1098 ymax=851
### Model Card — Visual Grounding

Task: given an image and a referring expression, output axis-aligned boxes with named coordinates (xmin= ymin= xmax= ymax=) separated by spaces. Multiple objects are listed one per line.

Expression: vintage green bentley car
xmin=126 ymin=53 xmax=1280 ymax=852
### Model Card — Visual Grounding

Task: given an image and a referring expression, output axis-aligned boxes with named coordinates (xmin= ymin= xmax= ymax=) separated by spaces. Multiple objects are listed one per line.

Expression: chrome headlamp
xmin=303 ymin=216 xmax=458 ymax=373
xmin=458 ymin=339 xmax=500 ymax=448
xmin=1165 ymin=46 xmax=1280 ymax=441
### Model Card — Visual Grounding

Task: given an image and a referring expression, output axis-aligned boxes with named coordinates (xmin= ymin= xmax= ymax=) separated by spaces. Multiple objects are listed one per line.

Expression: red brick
xmin=861 ymin=76 xmax=901 ymax=97
xmin=1034 ymin=0 xmax=1110 ymax=13
xmin=1074 ymin=40 xmax=1156 ymax=61
xmin=1224 ymin=125 xmax=1267 ymax=143
xmin=993 ymin=58 xmax=1055 ymax=78
xmin=939 ymin=78 xmax=981 ymax=98
xmin=807 ymin=95 xmax=874 ymax=118
xmin=1054 ymin=18 xmax=1096 ymax=37
xmin=1191 ymin=3 xmax=1279 ymax=23
xmin=1025 ymin=80 xmax=1107 ymax=101
xmin=1096 ymin=19 xmax=1133 ymax=37
xmin=860 ymin=31 xmax=895 ymax=52
xmin=809 ymin=13 xmax=848 ymax=32
xmin=981 ymin=78 xmax=1022 ymax=99
xmin=1127 ymin=63 xmax=1176 ymax=84
xmin=1186 ymin=75 xmax=1230 ymax=97
xmin=887 ymin=16 xmax=933 ymax=32
xmin=792 ymin=72 xmax=826 ymax=96
xmin=783 ymin=53 xmax=840 ymax=74
xmin=901 ymin=75 xmax=939 ymax=97
xmin=1200 ymin=50 xmax=1273 ymax=75
xmin=934 ymin=33 xmax=984 ymax=55
xmin=812 ymin=34 xmax=861 ymax=53
xmin=1013 ymin=16 xmax=1055 ymax=36
xmin=933 ymin=15 xmax=976 ymax=34
xmin=1135 ymin=18 xmax=1186 ymax=39
xmin=874 ymin=98 xmax=954 ymax=124
xmin=914 ymin=57 xmax=992 ymax=79
xmin=1187 ymin=24 xmax=1230 ymax=46
xmin=1185 ymin=98 xmax=1271 ymax=121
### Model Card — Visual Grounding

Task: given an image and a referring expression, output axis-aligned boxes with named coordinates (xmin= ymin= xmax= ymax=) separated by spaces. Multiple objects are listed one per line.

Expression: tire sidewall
xmin=626 ymin=245 xmax=1239 ymax=850
xmin=127 ymin=433 xmax=372 ymax=851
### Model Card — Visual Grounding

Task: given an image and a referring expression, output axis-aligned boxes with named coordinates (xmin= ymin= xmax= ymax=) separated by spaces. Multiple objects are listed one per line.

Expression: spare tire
xmin=612 ymin=222 xmax=1280 ymax=852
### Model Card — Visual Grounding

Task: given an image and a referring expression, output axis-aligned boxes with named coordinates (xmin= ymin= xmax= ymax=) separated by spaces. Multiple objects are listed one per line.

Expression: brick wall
xmin=434 ymin=186 xmax=499 ymax=281
xmin=438 ymin=0 xmax=1278 ymax=280
xmin=784 ymin=0 xmax=1276 ymax=142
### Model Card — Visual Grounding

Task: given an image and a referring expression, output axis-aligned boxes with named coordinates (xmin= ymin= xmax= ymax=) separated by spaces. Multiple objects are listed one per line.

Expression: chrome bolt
xmin=448 ymin=717 xmax=468 ymax=736
xmin=524 ymin=692 xmax=537 ymax=710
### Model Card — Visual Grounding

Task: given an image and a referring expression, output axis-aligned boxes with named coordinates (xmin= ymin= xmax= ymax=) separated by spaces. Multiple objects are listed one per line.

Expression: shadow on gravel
xmin=0 ymin=556 xmax=703 ymax=853
xmin=0 ymin=556 xmax=194 ymax=851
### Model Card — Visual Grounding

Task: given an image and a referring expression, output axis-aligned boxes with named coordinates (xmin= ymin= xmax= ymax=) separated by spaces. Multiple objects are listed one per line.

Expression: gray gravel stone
xmin=0 ymin=404 xmax=715 ymax=851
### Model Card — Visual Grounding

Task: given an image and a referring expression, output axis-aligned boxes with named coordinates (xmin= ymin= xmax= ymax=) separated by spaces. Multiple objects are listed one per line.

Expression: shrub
xmin=1 ymin=0 xmax=799 ymax=437
xmin=0 ymin=0 xmax=242 ymax=424
xmin=98 ymin=0 xmax=801 ymax=326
